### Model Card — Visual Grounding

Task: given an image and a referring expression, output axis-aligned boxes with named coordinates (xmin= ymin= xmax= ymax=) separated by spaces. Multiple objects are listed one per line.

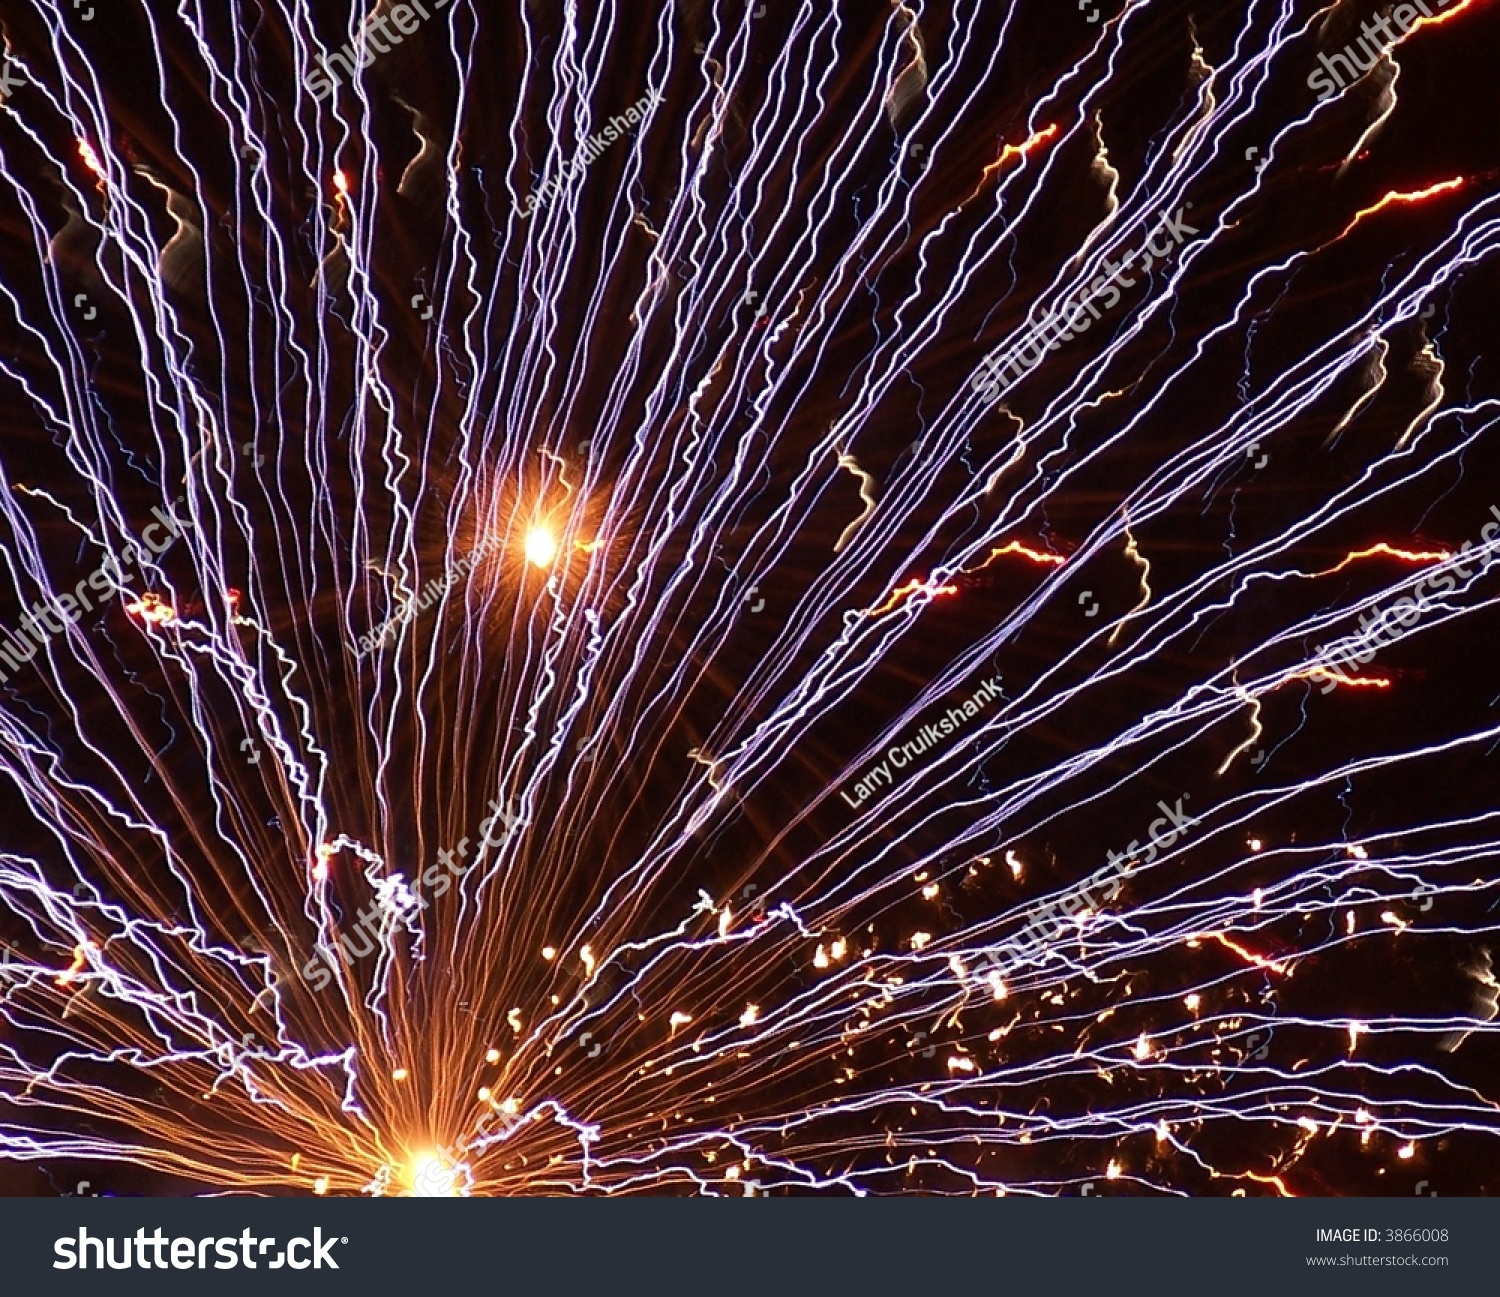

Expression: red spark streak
xmin=1338 ymin=177 xmax=1465 ymax=240
xmin=1313 ymin=542 xmax=1451 ymax=577
xmin=1409 ymin=0 xmax=1485 ymax=31
xmin=863 ymin=541 xmax=1061 ymax=616
xmin=1291 ymin=666 xmax=1393 ymax=692
xmin=995 ymin=123 xmax=1059 ymax=167
xmin=967 ymin=124 xmax=1060 ymax=202
xmin=864 ymin=578 xmax=959 ymax=618
xmin=975 ymin=541 xmax=1066 ymax=569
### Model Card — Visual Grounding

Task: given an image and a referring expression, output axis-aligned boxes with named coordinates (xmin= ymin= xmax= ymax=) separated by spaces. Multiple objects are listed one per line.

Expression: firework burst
xmin=0 ymin=0 xmax=1497 ymax=1197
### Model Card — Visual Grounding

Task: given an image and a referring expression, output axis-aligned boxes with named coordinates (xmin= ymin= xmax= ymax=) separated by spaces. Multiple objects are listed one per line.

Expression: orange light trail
xmin=1337 ymin=177 xmax=1465 ymax=240
xmin=1290 ymin=665 xmax=1393 ymax=693
xmin=973 ymin=540 xmax=1066 ymax=570
xmin=863 ymin=578 xmax=959 ymax=619
xmin=967 ymin=124 xmax=1060 ymax=202
xmin=331 ymin=170 xmax=353 ymax=234
xmin=1200 ymin=932 xmax=1289 ymax=976
xmin=1240 ymin=1169 xmax=1297 ymax=1197
xmin=862 ymin=540 xmax=1061 ymax=617
xmin=1409 ymin=0 xmax=1485 ymax=31
xmin=1312 ymin=541 xmax=1451 ymax=577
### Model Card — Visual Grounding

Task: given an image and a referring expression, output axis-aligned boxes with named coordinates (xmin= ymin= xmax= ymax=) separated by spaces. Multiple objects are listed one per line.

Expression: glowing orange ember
xmin=76 ymin=139 xmax=106 ymax=181
xmin=125 ymin=593 xmax=175 ymax=625
xmin=55 ymin=941 xmax=97 ymax=988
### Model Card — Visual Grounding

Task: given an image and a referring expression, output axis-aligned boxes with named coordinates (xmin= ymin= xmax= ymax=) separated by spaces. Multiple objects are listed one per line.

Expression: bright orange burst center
xmin=524 ymin=527 xmax=559 ymax=568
